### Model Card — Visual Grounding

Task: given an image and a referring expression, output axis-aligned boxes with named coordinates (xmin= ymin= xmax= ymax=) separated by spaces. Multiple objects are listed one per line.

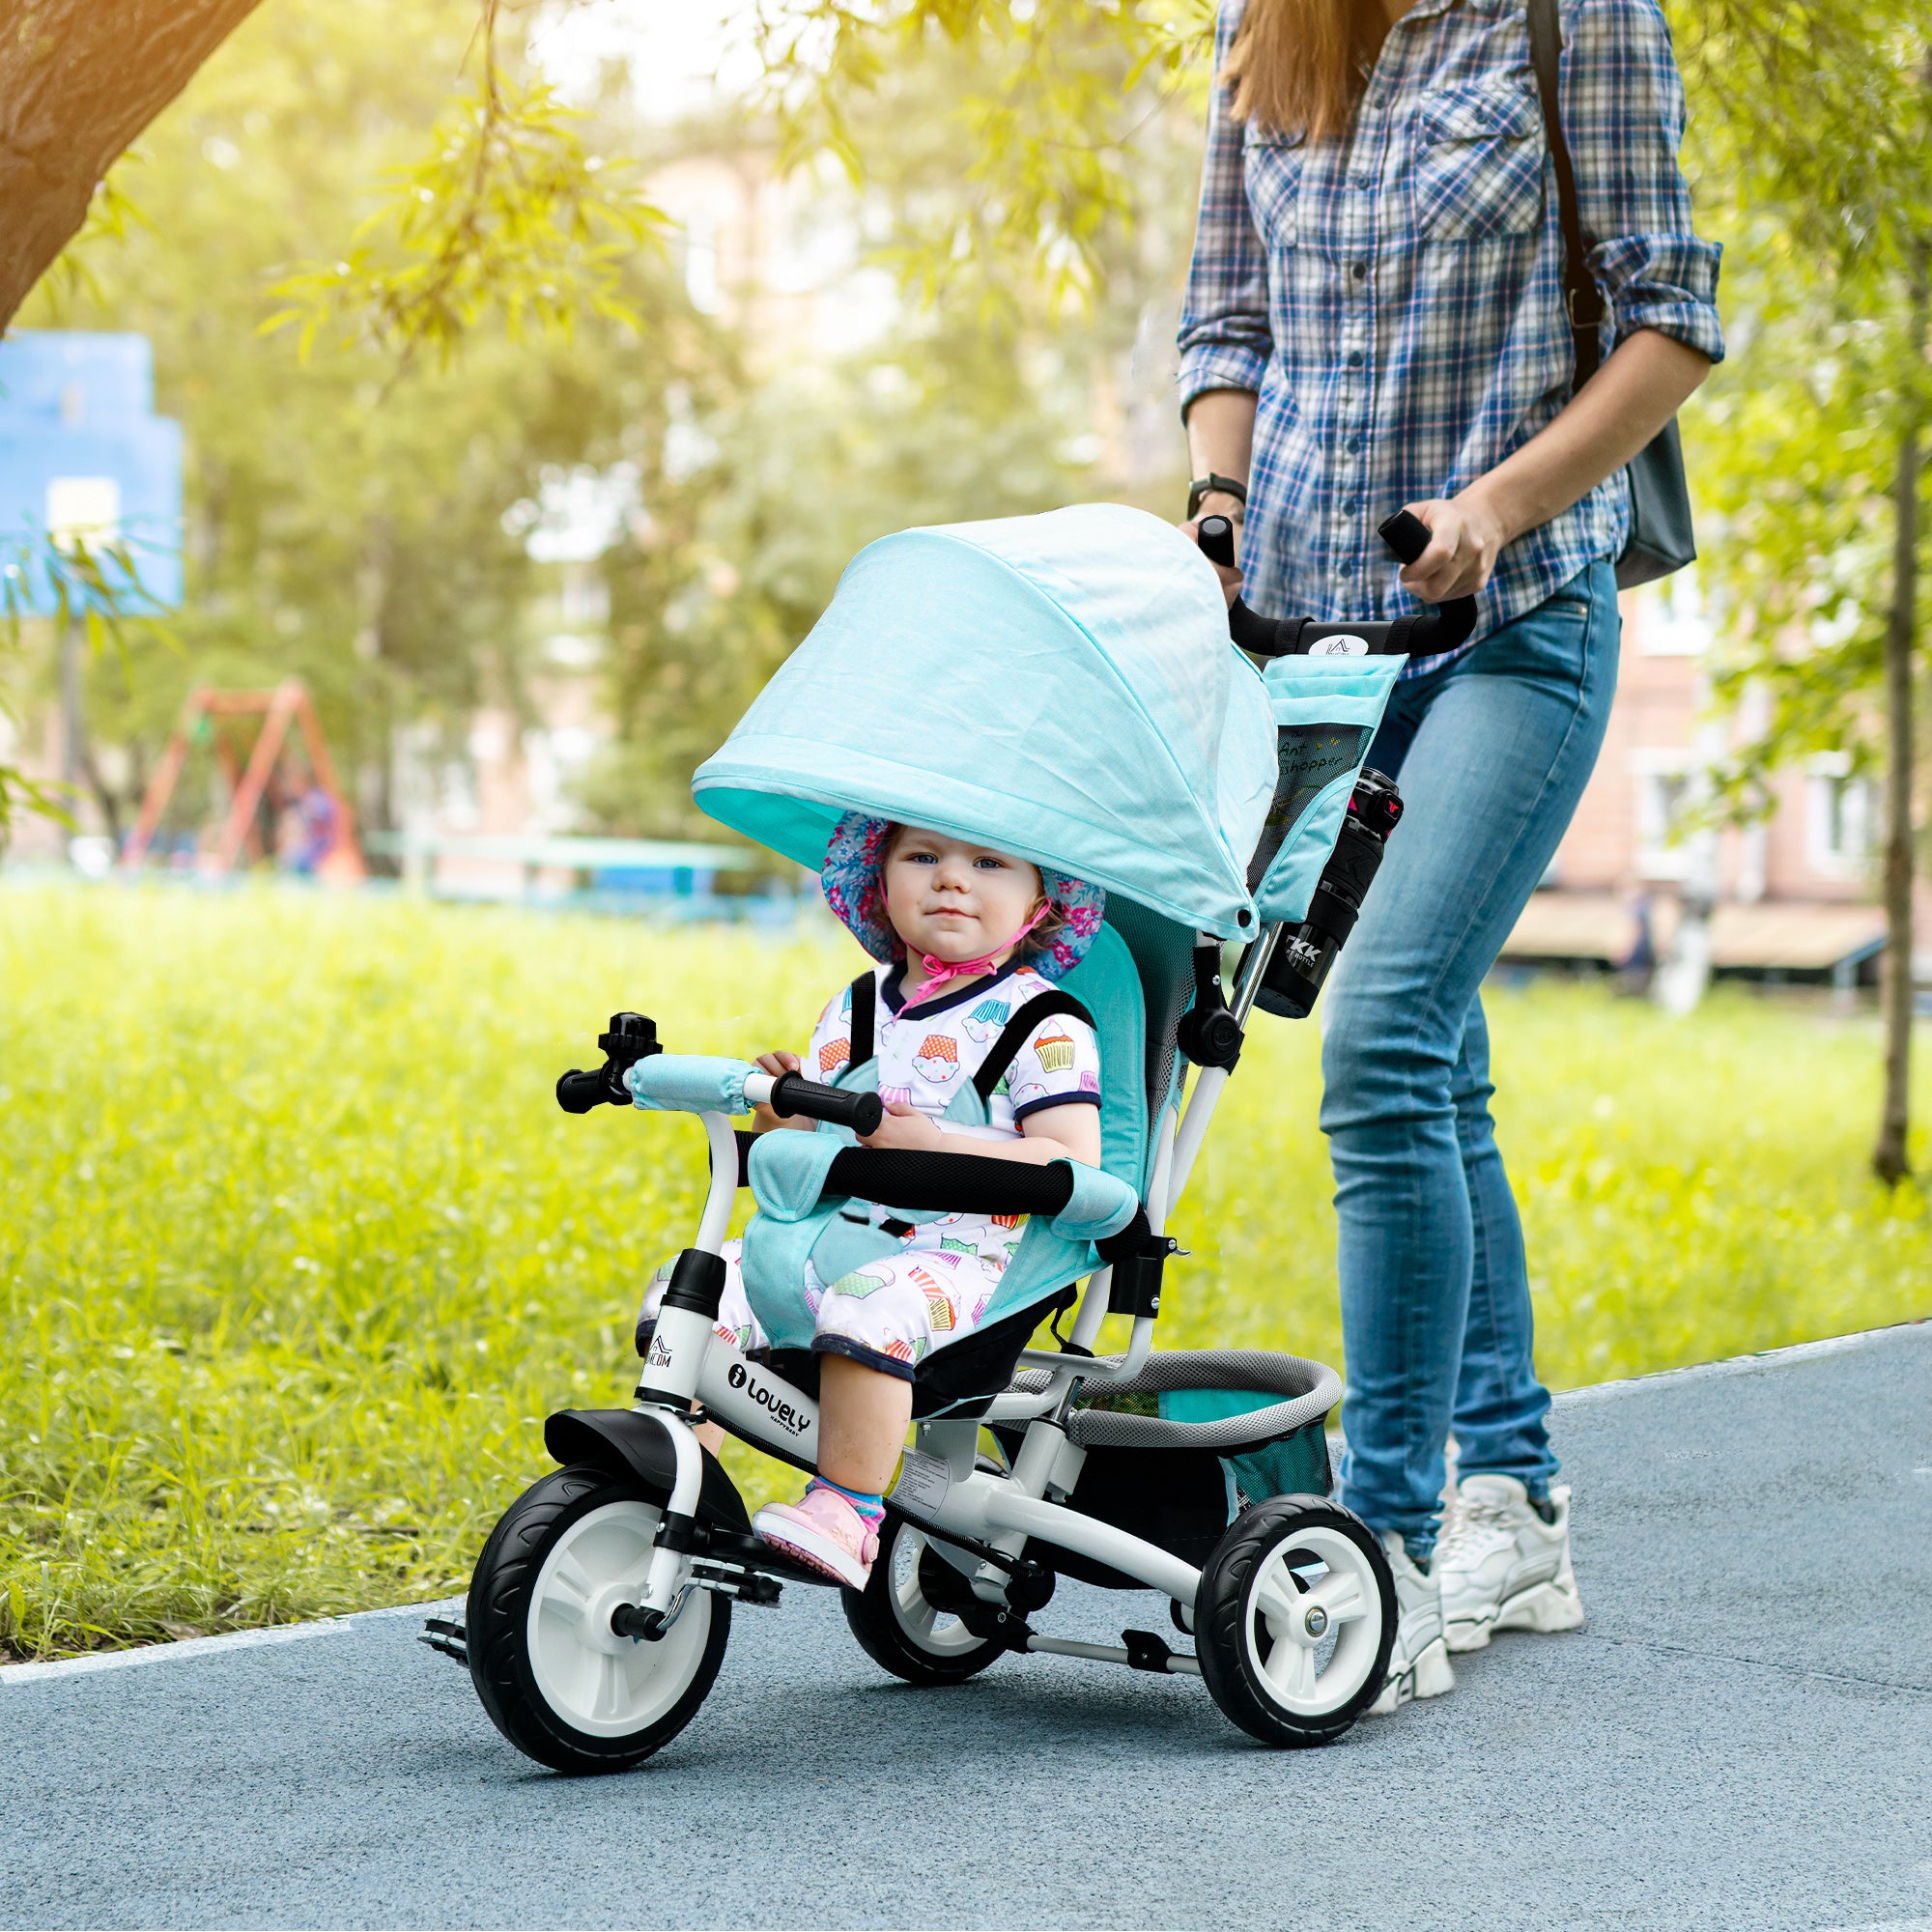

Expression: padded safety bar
xmin=823 ymin=1147 xmax=1078 ymax=1216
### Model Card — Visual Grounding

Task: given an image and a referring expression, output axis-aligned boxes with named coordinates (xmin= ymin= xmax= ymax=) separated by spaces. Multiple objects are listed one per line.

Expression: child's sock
xmin=810 ymin=1475 xmax=885 ymax=1529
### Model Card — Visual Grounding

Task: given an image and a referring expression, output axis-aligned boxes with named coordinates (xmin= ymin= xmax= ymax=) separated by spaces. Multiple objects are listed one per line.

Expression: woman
xmin=1177 ymin=0 xmax=1721 ymax=1712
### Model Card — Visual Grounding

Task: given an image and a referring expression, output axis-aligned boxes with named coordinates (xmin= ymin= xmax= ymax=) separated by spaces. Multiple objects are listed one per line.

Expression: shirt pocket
xmin=1243 ymin=128 xmax=1307 ymax=249
xmin=1410 ymin=83 xmax=1545 ymax=242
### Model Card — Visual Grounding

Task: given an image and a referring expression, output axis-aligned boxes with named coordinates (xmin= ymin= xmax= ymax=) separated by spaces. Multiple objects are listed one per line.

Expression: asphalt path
xmin=4 ymin=1322 xmax=1929 ymax=1932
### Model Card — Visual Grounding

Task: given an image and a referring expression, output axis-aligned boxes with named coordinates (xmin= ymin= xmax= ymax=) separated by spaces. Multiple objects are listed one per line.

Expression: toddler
xmin=638 ymin=812 xmax=1105 ymax=1588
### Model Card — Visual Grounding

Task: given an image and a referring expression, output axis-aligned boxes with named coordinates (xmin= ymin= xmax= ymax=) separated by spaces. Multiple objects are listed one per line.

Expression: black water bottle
xmin=1256 ymin=770 xmax=1403 ymax=1020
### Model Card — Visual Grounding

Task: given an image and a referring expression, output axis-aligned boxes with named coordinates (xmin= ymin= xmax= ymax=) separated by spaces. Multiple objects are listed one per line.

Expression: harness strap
xmin=848 ymin=970 xmax=876 ymax=1070
xmin=972 ymin=991 xmax=1096 ymax=1105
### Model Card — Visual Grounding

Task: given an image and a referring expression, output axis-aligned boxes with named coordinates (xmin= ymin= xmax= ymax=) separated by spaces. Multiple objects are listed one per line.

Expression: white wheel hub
xmin=1244 ymin=1522 xmax=1382 ymax=1717
xmin=889 ymin=1527 xmax=994 ymax=1659
xmin=527 ymin=1498 xmax=713 ymax=1738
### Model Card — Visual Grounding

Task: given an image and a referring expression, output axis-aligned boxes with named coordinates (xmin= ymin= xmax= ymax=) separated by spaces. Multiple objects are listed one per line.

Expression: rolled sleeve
xmin=1565 ymin=0 xmax=1725 ymax=365
xmin=1176 ymin=0 xmax=1274 ymax=416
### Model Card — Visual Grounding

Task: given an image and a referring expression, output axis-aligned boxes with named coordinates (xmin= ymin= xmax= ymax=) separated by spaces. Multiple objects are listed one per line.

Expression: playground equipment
xmin=120 ymin=680 xmax=364 ymax=881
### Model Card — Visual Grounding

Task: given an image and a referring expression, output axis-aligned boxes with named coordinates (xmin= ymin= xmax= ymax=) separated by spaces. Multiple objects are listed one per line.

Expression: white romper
xmin=640 ymin=959 xmax=1101 ymax=1378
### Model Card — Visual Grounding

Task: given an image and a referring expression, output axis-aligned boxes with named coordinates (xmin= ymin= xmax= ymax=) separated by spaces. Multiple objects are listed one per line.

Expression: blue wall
xmin=0 ymin=331 xmax=184 ymax=612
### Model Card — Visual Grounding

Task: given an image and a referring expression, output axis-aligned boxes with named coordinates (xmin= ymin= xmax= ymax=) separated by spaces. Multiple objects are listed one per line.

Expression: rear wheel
xmin=466 ymin=1465 xmax=729 ymax=1774
xmin=1196 ymin=1495 xmax=1395 ymax=1747
xmin=842 ymin=1516 xmax=1007 ymax=1686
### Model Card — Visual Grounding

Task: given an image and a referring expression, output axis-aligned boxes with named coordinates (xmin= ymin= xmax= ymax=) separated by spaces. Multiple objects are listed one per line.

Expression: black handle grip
xmin=768 ymin=1072 xmax=885 ymax=1136
xmin=556 ymin=1065 xmax=623 ymax=1114
xmin=1197 ymin=514 xmax=1237 ymax=570
xmin=1377 ymin=508 xmax=1433 ymax=567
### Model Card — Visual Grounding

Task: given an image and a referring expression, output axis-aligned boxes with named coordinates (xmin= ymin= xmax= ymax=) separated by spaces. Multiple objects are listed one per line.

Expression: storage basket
xmin=997 ymin=1350 xmax=1340 ymax=1587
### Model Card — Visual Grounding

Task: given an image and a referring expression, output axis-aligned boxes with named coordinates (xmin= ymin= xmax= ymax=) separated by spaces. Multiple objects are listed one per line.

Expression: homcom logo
xmin=724 ymin=1359 xmax=810 ymax=1435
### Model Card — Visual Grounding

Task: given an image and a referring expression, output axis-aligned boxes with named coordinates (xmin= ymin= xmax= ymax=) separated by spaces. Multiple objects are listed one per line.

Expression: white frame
xmin=616 ymin=933 xmax=1284 ymax=1668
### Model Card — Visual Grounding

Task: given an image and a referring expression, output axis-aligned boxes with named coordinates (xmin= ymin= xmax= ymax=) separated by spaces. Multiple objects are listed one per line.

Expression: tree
xmin=1676 ymin=6 xmax=1932 ymax=1182
xmin=11 ymin=0 xmax=711 ymax=847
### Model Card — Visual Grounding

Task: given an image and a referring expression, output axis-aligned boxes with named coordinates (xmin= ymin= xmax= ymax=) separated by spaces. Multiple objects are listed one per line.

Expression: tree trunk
xmin=1873 ymin=257 xmax=1927 ymax=1186
xmin=0 ymin=0 xmax=267 ymax=331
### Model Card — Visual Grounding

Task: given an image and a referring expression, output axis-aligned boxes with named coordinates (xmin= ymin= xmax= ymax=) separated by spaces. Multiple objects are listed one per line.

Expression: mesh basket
xmin=998 ymin=1350 xmax=1341 ymax=1586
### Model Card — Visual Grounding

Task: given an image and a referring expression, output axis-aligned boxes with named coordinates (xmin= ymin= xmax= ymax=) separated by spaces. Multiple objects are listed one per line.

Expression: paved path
xmin=4 ymin=1324 xmax=1929 ymax=1932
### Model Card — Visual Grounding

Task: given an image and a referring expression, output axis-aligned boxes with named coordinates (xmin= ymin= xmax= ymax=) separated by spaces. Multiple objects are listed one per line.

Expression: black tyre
xmin=841 ymin=1515 xmax=1007 ymax=1686
xmin=466 ymin=1464 xmax=730 ymax=1774
xmin=1195 ymin=1494 xmax=1396 ymax=1747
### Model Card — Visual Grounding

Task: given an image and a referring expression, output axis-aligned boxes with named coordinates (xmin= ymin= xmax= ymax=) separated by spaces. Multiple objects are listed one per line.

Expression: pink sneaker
xmin=753 ymin=1484 xmax=880 ymax=1589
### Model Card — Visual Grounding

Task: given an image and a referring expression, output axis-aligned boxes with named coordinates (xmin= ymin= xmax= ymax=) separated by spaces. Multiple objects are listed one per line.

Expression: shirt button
xmin=1350 ymin=262 xmax=1368 ymax=278
xmin=1347 ymin=351 xmax=1364 ymax=367
xmin=1346 ymin=437 xmax=1361 ymax=452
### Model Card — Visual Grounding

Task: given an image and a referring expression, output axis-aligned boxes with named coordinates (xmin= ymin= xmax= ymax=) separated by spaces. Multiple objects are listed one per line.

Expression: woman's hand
xmin=1395 ymin=493 xmax=1510 ymax=604
xmin=749 ymin=1050 xmax=809 ymax=1134
xmin=858 ymin=1100 xmax=945 ymax=1152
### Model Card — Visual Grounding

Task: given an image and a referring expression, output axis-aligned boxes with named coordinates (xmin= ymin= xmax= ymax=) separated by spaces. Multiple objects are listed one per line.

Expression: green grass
xmin=3 ymin=882 xmax=1926 ymax=1660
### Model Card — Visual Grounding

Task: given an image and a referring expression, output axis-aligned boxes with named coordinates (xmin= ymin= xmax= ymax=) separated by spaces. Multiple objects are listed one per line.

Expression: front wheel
xmin=466 ymin=1465 xmax=729 ymax=1774
xmin=1196 ymin=1495 xmax=1396 ymax=1747
xmin=842 ymin=1516 xmax=1007 ymax=1686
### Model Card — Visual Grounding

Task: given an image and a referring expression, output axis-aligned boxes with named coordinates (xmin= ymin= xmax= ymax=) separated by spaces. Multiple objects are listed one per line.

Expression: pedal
xmin=418 ymin=1616 xmax=468 ymax=1666
xmin=690 ymin=1560 xmax=782 ymax=1606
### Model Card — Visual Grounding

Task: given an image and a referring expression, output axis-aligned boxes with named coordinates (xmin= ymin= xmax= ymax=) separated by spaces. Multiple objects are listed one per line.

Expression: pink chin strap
xmin=909 ymin=901 xmax=1052 ymax=1000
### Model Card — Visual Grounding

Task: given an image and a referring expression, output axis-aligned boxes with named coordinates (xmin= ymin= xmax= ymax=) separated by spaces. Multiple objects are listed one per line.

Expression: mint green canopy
xmin=693 ymin=503 xmax=1278 ymax=938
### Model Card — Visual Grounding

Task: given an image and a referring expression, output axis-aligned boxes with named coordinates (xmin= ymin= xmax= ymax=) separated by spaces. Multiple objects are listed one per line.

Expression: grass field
xmin=4 ymin=881 xmax=1926 ymax=1661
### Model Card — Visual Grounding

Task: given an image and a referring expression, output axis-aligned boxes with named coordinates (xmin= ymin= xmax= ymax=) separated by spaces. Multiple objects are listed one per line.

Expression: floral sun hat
xmin=821 ymin=811 xmax=1106 ymax=983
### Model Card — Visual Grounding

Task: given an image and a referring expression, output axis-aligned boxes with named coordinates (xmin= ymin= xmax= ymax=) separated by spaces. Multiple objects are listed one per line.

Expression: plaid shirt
xmin=1178 ymin=0 xmax=1724 ymax=670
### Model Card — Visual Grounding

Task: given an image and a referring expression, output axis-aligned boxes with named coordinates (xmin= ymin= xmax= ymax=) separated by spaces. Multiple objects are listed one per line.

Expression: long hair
xmin=1220 ymin=0 xmax=1388 ymax=143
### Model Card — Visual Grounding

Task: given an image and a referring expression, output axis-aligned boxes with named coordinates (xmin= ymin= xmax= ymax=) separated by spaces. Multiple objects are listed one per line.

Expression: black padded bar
xmin=822 ymin=1148 xmax=1077 ymax=1216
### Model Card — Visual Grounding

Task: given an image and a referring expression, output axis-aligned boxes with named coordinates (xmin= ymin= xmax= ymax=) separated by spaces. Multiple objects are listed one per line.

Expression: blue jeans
xmin=1320 ymin=560 xmax=1621 ymax=1559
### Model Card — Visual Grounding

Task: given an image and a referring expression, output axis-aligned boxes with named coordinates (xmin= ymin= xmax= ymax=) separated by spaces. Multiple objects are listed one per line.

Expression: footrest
xmin=418 ymin=1616 xmax=468 ymax=1666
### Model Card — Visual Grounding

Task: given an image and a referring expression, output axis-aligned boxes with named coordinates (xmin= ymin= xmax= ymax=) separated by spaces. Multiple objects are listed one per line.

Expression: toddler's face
xmin=883 ymin=827 xmax=1044 ymax=965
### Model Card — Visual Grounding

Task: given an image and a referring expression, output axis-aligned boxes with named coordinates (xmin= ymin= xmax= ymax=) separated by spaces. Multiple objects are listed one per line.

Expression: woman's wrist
xmin=1194 ymin=489 xmax=1246 ymax=524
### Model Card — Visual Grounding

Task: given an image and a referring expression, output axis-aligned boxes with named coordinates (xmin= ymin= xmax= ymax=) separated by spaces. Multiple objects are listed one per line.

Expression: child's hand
xmin=750 ymin=1050 xmax=806 ymax=1133
xmin=858 ymin=1101 xmax=945 ymax=1151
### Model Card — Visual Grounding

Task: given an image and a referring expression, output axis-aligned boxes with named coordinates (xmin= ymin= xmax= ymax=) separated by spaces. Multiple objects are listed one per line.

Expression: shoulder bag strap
xmin=972 ymin=991 xmax=1097 ymax=1105
xmin=847 ymin=970 xmax=877 ymax=1069
xmin=1527 ymin=0 xmax=1605 ymax=384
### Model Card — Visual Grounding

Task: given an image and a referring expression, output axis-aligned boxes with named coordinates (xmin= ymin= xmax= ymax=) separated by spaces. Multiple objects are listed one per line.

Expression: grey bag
xmin=1527 ymin=0 xmax=1695 ymax=589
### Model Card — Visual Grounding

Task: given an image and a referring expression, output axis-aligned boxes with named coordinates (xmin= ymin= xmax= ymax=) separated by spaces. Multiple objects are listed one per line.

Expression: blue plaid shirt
xmin=1178 ymin=0 xmax=1724 ymax=670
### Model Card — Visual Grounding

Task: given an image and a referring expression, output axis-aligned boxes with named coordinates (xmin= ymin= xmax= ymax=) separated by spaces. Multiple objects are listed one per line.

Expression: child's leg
xmin=816 ymin=1354 xmax=914 ymax=1494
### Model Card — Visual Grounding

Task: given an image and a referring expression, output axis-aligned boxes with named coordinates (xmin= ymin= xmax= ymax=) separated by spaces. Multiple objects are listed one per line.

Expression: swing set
xmin=120 ymin=680 xmax=365 ymax=881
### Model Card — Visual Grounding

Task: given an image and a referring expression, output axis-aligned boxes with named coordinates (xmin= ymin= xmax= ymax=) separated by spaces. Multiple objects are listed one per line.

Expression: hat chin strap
xmin=910 ymin=901 xmax=1050 ymax=1000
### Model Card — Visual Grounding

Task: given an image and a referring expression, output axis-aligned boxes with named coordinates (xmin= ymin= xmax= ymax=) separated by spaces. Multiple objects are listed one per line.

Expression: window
xmin=45 ymin=475 xmax=120 ymax=550
xmin=1805 ymin=753 xmax=1875 ymax=873
xmin=1637 ymin=569 xmax=1713 ymax=658
xmin=1632 ymin=749 xmax=1695 ymax=880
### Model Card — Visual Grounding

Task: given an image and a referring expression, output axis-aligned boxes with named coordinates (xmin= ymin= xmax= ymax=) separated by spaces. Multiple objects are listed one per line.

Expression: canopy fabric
xmin=693 ymin=503 xmax=1278 ymax=938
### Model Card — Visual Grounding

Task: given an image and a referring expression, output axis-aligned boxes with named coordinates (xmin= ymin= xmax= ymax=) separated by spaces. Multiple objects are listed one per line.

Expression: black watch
xmin=1187 ymin=473 xmax=1248 ymax=520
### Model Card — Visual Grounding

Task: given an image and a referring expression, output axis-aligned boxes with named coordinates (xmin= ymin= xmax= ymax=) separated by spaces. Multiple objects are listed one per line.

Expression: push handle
xmin=765 ymin=1072 xmax=885 ymax=1136
xmin=1194 ymin=508 xmax=1476 ymax=659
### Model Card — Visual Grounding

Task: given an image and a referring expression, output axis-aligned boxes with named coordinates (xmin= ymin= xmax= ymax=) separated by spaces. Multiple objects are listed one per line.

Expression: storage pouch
xmin=993 ymin=1350 xmax=1341 ymax=1583
xmin=1248 ymin=656 xmax=1406 ymax=925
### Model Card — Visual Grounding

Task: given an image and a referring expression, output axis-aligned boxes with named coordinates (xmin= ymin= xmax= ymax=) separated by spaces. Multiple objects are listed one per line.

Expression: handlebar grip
xmin=768 ymin=1072 xmax=885 ymax=1136
xmin=556 ymin=1066 xmax=622 ymax=1114
xmin=1378 ymin=509 xmax=1433 ymax=567
xmin=1196 ymin=515 xmax=1237 ymax=570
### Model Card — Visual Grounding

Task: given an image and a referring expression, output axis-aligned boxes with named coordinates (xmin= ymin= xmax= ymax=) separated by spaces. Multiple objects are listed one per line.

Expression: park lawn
xmin=3 ymin=882 xmax=1926 ymax=1660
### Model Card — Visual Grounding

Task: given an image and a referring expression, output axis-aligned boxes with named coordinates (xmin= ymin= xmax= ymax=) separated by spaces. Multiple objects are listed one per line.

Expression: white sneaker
xmin=1437 ymin=1473 xmax=1585 ymax=1655
xmin=1366 ymin=1532 xmax=1456 ymax=1716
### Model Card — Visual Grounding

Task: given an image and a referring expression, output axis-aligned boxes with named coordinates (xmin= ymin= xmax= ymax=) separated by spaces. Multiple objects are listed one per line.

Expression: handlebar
xmin=1198 ymin=508 xmax=1477 ymax=661
xmin=746 ymin=1070 xmax=885 ymax=1136
xmin=555 ymin=1011 xmax=661 ymax=1114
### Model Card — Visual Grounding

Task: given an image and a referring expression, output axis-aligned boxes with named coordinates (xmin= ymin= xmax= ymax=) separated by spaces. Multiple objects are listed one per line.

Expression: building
xmin=1503 ymin=575 xmax=1893 ymax=987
